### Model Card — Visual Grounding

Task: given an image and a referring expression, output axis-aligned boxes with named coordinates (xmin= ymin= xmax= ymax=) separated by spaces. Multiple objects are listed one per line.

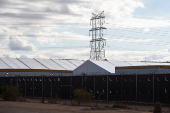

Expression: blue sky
xmin=0 ymin=0 xmax=170 ymax=61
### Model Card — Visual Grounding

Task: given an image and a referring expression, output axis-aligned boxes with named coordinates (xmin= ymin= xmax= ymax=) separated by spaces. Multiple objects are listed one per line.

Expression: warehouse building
xmin=0 ymin=58 xmax=83 ymax=98
xmin=0 ymin=58 xmax=170 ymax=103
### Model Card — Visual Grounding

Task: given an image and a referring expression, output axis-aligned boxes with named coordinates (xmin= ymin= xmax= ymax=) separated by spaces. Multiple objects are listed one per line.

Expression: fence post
xmin=153 ymin=74 xmax=154 ymax=103
xmin=51 ymin=75 xmax=52 ymax=98
xmin=107 ymin=75 xmax=108 ymax=101
xmin=17 ymin=75 xmax=18 ymax=86
xmin=25 ymin=75 xmax=26 ymax=97
xmin=70 ymin=73 xmax=72 ymax=99
xmin=82 ymin=75 xmax=83 ymax=89
xmin=94 ymin=75 xmax=95 ymax=100
xmin=33 ymin=76 xmax=34 ymax=97
xmin=42 ymin=75 xmax=44 ymax=101
xmin=136 ymin=73 xmax=137 ymax=102
xmin=121 ymin=74 xmax=122 ymax=102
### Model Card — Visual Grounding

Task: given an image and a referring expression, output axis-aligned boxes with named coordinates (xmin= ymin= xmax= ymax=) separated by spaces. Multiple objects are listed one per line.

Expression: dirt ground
xmin=0 ymin=98 xmax=169 ymax=113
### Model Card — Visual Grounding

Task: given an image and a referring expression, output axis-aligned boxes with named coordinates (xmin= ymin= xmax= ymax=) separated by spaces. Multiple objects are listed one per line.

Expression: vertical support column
xmin=33 ymin=76 xmax=34 ymax=97
xmin=3 ymin=75 xmax=5 ymax=84
xmin=42 ymin=75 xmax=44 ymax=98
xmin=17 ymin=75 xmax=18 ymax=86
xmin=121 ymin=74 xmax=122 ymax=102
xmin=16 ymin=75 xmax=19 ymax=91
xmin=94 ymin=75 xmax=95 ymax=100
xmin=107 ymin=75 xmax=108 ymax=101
xmin=51 ymin=76 xmax=52 ymax=98
xmin=136 ymin=73 xmax=137 ymax=102
xmin=70 ymin=74 xmax=72 ymax=100
xmin=153 ymin=74 xmax=154 ymax=103
xmin=82 ymin=75 xmax=83 ymax=89
xmin=41 ymin=75 xmax=46 ymax=103
xmin=25 ymin=75 xmax=26 ymax=97
xmin=3 ymin=74 xmax=4 ymax=86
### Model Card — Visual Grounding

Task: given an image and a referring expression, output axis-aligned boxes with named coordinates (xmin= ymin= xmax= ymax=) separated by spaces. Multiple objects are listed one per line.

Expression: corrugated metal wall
xmin=1 ymin=74 xmax=169 ymax=103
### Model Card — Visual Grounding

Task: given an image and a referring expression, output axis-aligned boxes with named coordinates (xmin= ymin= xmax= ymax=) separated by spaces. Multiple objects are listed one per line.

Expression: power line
xmin=1 ymin=23 xmax=170 ymax=38
xmin=108 ymin=24 xmax=170 ymax=33
xmin=107 ymin=36 xmax=170 ymax=47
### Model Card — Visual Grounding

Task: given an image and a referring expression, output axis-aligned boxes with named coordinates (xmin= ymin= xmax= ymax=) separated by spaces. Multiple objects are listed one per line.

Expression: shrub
xmin=1 ymin=84 xmax=20 ymax=101
xmin=113 ymin=103 xmax=129 ymax=109
xmin=73 ymin=88 xmax=94 ymax=105
xmin=153 ymin=102 xmax=162 ymax=113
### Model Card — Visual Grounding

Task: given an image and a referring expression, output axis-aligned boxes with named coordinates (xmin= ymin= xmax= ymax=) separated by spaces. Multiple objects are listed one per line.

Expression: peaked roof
xmin=73 ymin=60 xmax=115 ymax=75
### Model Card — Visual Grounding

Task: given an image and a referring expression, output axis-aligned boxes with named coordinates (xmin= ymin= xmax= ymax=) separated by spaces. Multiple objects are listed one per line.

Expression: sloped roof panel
xmin=90 ymin=60 xmax=115 ymax=73
xmin=68 ymin=60 xmax=84 ymax=67
xmin=76 ymin=60 xmax=85 ymax=65
xmin=68 ymin=60 xmax=80 ymax=67
xmin=0 ymin=58 xmax=20 ymax=69
xmin=108 ymin=61 xmax=132 ymax=67
xmin=18 ymin=58 xmax=47 ymax=69
xmin=35 ymin=58 xmax=66 ymax=70
xmin=0 ymin=60 xmax=11 ymax=69
xmin=10 ymin=58 xmax=29 ymax=69
xmin=127 ymin=61 xmax=148 ymax=66
xmin=73 ymin=60 xmax=111 ymax=75
xmin=62 ymin=60 xmax=77 ymax=69
xmin=52 ymin=59 xmax=73 ymax=70
xmin=162 ymin=63 xmax=170 ymax=65
xmin=146 ymin=62 xmax=166 ymax=66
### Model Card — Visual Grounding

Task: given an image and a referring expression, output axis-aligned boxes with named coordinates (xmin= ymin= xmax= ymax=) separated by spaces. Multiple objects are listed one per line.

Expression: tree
xmin=1 ymin=83 xmax=20 ymax=101
xmin=73 ymin=88 xmax=94 ymax=105
xmin=154 ymin=102 xmax=162 ymax=113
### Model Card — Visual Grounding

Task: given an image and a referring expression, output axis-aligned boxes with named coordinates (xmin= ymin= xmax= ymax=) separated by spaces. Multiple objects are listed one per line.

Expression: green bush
xmin=153 ymin=102 xmax=162 ymax=113
xmin=1 ymin=84 xmax=20 ymax=101
xmin=73 ymin=88 xmax=94 ymax=105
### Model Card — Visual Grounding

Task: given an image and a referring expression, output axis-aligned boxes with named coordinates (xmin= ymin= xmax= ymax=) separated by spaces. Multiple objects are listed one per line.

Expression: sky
xmin=0 ymin=0 xmax=170 ymax=61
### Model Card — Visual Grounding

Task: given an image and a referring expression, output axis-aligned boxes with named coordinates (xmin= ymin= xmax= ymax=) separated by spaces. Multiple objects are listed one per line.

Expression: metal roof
xmin=18 ymin=58 xmax=47 ymax=69
xmin=90 ymin=60 xmax=115 ymax=74
xmin=0 ymin=58 xmax=84 ymax=71
xmin=68 ymin=60 xmax=84 ymax=67
xmin=73 ymin=60 xmax=115 ymax=75
xmin=73 ymin=60 xmax=170 ymax=75
xmin=35 ymin=58 xmax=66 ymax=70
xmin=0 ymin=59 xmax=11 ymax=69
xmin=108 ymin=61 xmax=132 ymax=67
xmin=52 ymin=59 xmax=76 ymax=70
xmin=145 ymin=62 xmax=170 ymax=66
xmin=0 ymin=58 xmax=29 ymax=69
xmin=1 ymin=57 xmax=170 ymax=75
xmin=127 ymin=61 xmax=148 ymax=66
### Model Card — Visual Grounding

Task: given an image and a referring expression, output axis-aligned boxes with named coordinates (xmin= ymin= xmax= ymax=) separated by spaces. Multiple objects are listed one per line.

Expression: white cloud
xmin=8 ymin=36 xmax=37 ymax=51
xmin=41 ymin=49 xmax=90 ymax=60
xmin=143 ymin=28 xmax=150 ymax=32
xmin=105 ymin=49 xmax=170 ymax=62
xmin=0 ymin=0 xmax=170 ymax=62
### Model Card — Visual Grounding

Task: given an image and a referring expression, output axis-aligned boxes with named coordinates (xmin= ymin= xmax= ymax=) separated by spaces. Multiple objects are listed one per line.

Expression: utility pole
xmin=89 ymin=11 xmax=106 ymax=60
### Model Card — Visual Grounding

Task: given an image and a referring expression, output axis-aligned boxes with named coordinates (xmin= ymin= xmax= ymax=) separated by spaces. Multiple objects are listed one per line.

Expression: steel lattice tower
xmin=89 ymin=11 xmax=106 ymax=60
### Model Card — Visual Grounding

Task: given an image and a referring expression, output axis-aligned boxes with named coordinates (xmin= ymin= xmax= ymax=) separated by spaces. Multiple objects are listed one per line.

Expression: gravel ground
xmin=0 ymin=99 xmax=169 ymax=113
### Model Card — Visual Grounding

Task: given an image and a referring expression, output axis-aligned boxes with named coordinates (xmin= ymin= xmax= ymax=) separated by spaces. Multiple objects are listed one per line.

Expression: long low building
xmin=0 ymin=58 xmax=170 ymax=103
xmin=74 ymin=60 xmax=170 ymax=75
xmin=0 ymin=58 xmax=85 ymax=76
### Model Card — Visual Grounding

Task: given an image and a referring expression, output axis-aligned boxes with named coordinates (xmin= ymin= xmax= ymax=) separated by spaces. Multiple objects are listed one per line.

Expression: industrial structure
xmin=89 ymin=11 xmax=106 ymax=60
xmin=0 ymin=58 xmax=170 ymax=104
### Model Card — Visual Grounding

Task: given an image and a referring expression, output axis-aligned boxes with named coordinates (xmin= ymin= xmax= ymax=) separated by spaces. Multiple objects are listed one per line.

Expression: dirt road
xmin=0 ymin=99 xmax=169 ymax=113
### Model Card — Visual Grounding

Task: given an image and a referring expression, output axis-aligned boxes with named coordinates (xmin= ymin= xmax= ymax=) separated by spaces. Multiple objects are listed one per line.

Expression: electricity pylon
xmin=89 ymin=11 xmax=106 ymax=60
